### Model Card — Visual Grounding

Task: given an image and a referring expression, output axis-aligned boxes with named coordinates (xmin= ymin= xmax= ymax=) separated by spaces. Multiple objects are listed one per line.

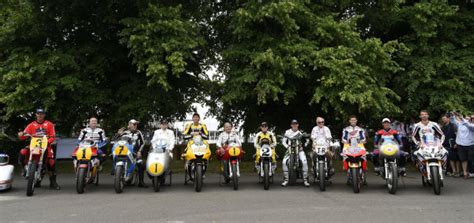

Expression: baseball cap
xmin=35 ymin=108 xmax=46 ymax=114
xmin=260 ymin=122 xmax=268 ymax=127
xmin=291 ymin=119 xmax=298 ymax=124
xmin=129 ymin=119 xmax=139 ymax=124
xmin=382 ymin=118 xmax=391 ymax=123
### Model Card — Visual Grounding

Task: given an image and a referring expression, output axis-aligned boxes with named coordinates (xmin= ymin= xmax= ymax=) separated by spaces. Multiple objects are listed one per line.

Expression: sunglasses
xmin=317 ymin=122 xmax=324 ymax=124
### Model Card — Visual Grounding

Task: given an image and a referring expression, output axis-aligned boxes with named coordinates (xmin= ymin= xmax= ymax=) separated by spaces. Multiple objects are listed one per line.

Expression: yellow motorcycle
xmin=183 ymin=135 xmax=211 ymax=192
xmin=72 ymin=139 xmax=100 ymax=194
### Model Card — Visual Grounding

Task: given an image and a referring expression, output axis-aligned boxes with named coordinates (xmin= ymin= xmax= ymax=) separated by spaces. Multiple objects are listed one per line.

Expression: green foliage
xmin=213 ymin=1 xmax=406 ymax=133
xmin=1 ymin=0 xmax=472 ymax=138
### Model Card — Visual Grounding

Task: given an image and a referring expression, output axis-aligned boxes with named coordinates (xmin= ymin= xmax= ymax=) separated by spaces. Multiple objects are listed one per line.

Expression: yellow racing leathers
xmin=254 ymin=131 xmax=277 ymax=164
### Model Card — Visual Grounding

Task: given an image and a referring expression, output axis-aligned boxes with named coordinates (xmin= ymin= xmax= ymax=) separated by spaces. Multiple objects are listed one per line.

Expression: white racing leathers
xmin=282 ymin=129 xmax=308 ymax=181
xmin=412 ymin=121 xmax=448 ymax=170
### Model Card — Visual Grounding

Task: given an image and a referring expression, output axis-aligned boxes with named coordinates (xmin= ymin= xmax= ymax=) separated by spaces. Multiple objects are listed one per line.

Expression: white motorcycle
xmin=414 ymin=134 xmax=447 ymax=195
xmin=0 ymin=153 xmax=14 ymax=191
xmin=311 ymin=138 xmax=333 ymax=191
xmin=147 ymin=139 xmax=172 ymax=192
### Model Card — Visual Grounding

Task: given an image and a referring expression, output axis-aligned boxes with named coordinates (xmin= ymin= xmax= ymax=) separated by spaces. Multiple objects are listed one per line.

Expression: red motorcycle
xmin=343 ymin=138 xmax=367 ymax=193
xmin=218 ymin=141 xmax=244 ymax=190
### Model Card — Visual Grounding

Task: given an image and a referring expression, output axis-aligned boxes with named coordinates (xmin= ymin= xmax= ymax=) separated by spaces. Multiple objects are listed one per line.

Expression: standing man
xmin=116 ymin=119 xmax=146 ymax=187
xmin=412 ymin=110 xmax=447 ymax=174
xmin=281 ymin=120 xmax=310 ymax=187
xmin=441 ymin=114 xmax=459 ymax=177
xmin=18 ymin=108 xmax=60 ymax=190
xmin=451 ymin=112 xmax=474 ymax=179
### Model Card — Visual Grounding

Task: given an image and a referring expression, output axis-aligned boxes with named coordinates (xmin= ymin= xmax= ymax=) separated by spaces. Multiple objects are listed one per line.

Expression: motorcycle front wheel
xmin=319 ymin=161 xmax=326 ymax=191
xmin=114 ymin=166 xmax=124 ymax=193
xmin=387 ymin=162 xmax=398 ymax=194
xmin=351 ymin=168 xmax=360 ymax=193
xmin=76 ymin=167 xmax=87 ymax=194
xmin=194 ymin=164 xmax=203 ymax=192
xmin=288 ymin=155 xmax=297 ymax=185
xmin=26 ymin=161 xmax=37 ymax=197
xmin=430 ymin=166 xmax=441 ymax=195
xmin=231 ymin=162 xmax=239 ymax=190
xmin=153 ymin=176 xmax=161 ymax=192
xmin=263 ymin=161 xmax=270 ymax=190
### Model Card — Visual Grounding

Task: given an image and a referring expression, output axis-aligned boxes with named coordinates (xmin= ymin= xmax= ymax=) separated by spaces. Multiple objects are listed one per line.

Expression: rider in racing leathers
xmin=372 ymin=118 xmax=408 ymax=176
xmin=76 ymin=117 xmax=107 ymax=168
xmin=254 ymin=122 xmax=277 ymax=173
xmin=116 ymin=119 xmax=146 ymax=187
xmin=216 ymin=122 xmax=242 ymax=160
xmin=412 ymin=110 xmax=448 ymax=173
xmin=281 ymin=120 xmax=310 ymax=187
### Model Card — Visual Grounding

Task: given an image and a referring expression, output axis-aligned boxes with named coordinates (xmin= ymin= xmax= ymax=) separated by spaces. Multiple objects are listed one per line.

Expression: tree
xmin=0 ymin=0 xmax=208 ymax=135
xmin=211 ymin=0 xmax=404 ymax=133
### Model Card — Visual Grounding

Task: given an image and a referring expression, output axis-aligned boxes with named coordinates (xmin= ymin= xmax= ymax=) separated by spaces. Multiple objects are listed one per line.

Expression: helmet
xmin=0 ymin=154 xmax=9 ymax=165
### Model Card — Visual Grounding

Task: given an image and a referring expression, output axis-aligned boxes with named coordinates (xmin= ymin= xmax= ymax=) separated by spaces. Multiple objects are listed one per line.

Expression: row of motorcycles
xmin=73 ymin=135 xmax=173 ymax=194
xmin=17 ymin=132 xmax=447 ymax=196
xmin=269 ymin=132 xmax=446 ymax=195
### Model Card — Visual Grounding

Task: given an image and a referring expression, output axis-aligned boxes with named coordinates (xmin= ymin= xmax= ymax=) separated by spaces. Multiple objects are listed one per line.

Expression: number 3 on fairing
xmin=260 ymin=147 xmax=271 ymax=157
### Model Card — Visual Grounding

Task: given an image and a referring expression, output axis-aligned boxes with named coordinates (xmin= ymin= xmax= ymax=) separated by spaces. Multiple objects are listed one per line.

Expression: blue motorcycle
xmin=111 ymin=135 xmax=137 ymax=193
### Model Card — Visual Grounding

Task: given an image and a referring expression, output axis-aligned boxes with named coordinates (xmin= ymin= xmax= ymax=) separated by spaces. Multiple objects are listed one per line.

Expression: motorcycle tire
xmin=194 ymin=164 xmax=203 ymax=192
xmin=232 ymin=163 xmax=239 ymax=190
xmin=263 ymin=161 xmax=270 ymax=190
xmin=114 ymin=165 xmax=124 ymax=194
xmin=288 ymin=155 xmax=297 ymax=185
xmin=431 ymin=166 xmax=441 ymax=195
xmin=153 ymin=176 xmax=161 ymax=192
xmin=351 ymin=168 xmax=360 ymax=193
xmin=76 ymin=167 xmax=87 ymax=194
xmin=26 ymin=161 xmax=37 ymax=197
xmin=319 ymin=162 xmax=325 ymax=191
xmin=387 ymin=162 xmax=398 ymax=194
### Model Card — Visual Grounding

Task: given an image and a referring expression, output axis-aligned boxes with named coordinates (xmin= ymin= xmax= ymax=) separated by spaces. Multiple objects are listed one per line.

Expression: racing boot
xmin=49 ymin=174 xmax=60 ymax=190
xmin=281 ymin=172 xmax=289 ymax=187
xmin=137 ymin=164 xmax=148 ymax=188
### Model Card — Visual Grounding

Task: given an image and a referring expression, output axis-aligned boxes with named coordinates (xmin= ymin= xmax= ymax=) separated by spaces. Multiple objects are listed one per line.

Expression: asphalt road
xmin=1 ymin=170 xmax=474 ymax=223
